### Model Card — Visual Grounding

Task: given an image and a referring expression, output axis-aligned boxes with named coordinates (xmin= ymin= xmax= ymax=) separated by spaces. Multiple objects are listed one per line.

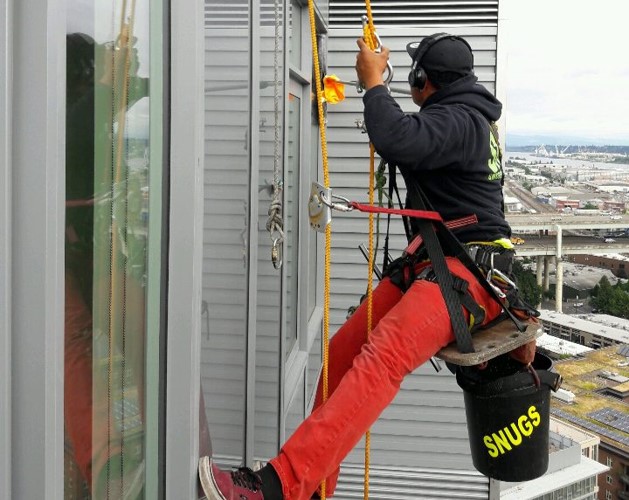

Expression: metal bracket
xmin=308 ymin=182 xmax=332 ymax=233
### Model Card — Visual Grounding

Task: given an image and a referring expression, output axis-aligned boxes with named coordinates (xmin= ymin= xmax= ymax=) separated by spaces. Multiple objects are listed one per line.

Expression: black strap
xmin=383 ymin=161 xmax=527 ymax=356
xmin=437 ymin=225 xmax=528 ymax=333
xmin=406 ymin=183 xmax=475 ymax=353
xmin=452 ymin=275 xmax=486 ymax=329
xmin=405 ymin=182 xmax=528 ymax=357
xmin=414 ymin=211 xmax=475 ymax=353
xmin=388 ymin=163 xmax=413 ymax=242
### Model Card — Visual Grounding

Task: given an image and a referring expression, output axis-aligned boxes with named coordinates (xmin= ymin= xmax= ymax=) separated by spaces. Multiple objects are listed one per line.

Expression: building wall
xmin=540 ymin=319 xmax=625 ymax=349
xmin=568 ymin=254 xmax=629 ymax=279
xmin=597 ymin=446 xmax=629 ymax=500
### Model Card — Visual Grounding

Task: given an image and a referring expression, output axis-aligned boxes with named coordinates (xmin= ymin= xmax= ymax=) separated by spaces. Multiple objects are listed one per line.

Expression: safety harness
xmin=381 ymin=172 xmax=538 ymax=357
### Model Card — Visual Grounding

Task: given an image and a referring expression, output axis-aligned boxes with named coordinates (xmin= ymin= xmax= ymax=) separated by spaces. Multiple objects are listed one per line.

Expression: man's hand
xmin=355 ymin=38 xmax=390 ymax=91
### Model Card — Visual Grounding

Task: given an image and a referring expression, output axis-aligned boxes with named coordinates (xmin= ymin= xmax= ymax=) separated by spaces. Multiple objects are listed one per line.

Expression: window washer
xmin=199 ymin=32 xmax=538 ymax=500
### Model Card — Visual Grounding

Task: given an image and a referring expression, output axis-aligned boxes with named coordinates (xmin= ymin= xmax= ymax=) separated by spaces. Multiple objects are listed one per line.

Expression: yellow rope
xmin=307 ymin=0 xmax=331 ymax=497
xmin=364 ymin=143 xmax=376 ymax=500
xmin=307 ymin=0 xmax=379 ymax=496
xmin=361 ymin=5 xmax=377 ymax=499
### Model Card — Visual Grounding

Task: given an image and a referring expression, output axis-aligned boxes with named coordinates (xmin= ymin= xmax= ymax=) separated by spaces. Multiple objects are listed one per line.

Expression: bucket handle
xmin=457 ymin=368 xmax=562 ymax=396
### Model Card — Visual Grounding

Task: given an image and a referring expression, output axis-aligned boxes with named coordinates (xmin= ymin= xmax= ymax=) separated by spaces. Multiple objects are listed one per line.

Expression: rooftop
xmin=536 ymin=332 xmax=593 ymax=357
xmin=539 ymin=309 xmax=629 ymax=344
xmin=551 ymin=345 xmax=629 ymax=452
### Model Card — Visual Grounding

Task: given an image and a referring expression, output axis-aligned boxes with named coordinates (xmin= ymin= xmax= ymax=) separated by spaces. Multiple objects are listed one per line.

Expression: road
xmin=509 ymin=234 xmax=629 ymax=257
xmin=504 ymin=179 xmax=555 ymax=214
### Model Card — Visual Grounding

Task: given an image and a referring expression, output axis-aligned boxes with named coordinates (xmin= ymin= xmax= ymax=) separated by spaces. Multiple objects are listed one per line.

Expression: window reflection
xmin=65 ymin=4 xmax=150 ymax=498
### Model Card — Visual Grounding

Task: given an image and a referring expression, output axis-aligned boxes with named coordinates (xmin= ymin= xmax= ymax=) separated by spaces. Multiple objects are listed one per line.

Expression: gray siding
xmin=202 ymin=26 xmax=284 ymax=460
xmin=335 ymin=463 xmax=489 ymax=499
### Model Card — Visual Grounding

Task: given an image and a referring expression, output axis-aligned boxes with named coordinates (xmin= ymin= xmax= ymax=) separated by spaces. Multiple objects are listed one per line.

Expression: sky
xmin=502 ymin=0 xmax=629 ymax=145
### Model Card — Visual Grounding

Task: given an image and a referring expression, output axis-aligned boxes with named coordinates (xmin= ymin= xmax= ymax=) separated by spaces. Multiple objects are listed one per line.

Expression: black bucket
xmin=456 ymin=352 xmax=561 ymax=482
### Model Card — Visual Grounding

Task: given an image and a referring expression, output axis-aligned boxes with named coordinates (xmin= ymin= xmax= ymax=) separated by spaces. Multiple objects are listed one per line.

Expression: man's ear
xmin=423 ymin=76 xmax=437 ymax=92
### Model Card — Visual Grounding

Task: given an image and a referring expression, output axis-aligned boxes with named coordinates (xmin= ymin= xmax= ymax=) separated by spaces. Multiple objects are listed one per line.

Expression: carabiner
xmin=320 ymin=191 xmax=354 ymax=213
xmin=271 ymin=237 xmax=283 ymax=269
xmin=359 ymin=16 xmax=394 ymax=92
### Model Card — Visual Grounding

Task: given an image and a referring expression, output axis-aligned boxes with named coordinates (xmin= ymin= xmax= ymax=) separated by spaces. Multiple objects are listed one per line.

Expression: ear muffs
xmin=408 ymin=33 xmax=472 ymax=90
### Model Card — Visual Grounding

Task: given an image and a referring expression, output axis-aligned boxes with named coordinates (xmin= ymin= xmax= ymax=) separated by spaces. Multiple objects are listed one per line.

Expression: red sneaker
xmin=199 ymin=457 xmax=264 ymax=500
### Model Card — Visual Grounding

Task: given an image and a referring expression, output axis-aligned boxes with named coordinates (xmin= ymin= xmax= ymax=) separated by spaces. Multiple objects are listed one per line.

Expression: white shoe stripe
xmin=199 ymin=457 xmax=227 ymax=500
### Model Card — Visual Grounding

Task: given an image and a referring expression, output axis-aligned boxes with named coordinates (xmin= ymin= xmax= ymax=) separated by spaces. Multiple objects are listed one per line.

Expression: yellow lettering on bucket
xmin=483 ymin=405 xmax=541 ymax=457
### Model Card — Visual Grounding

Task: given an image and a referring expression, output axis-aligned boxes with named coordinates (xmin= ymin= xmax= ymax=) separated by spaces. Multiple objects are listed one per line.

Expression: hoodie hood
xmin=422 ymin=74 xmax=502 ymax=122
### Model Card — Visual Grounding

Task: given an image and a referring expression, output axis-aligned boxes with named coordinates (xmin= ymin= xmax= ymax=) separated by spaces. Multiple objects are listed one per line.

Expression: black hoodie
xmin=362 ymin=74 xmax=511 ymax=243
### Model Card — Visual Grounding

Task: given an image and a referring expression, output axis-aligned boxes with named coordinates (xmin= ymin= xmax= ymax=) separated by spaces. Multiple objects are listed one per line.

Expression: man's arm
xmin=363 ymin=89 xmax=467 ymax=170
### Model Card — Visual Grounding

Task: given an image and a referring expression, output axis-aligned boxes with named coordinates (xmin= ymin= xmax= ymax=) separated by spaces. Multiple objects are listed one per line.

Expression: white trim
xmin=245 ymin=0 xmax=262 ymax=467
xmin=166 ymin=0 xmax=205 ymax=496
xmin=0 ymin=0 xmax=12 ymax=497
xmin=144 ymin=0 xmax=166 ymax=496
xmin=11 ymin=0 xmax=65 ymax=496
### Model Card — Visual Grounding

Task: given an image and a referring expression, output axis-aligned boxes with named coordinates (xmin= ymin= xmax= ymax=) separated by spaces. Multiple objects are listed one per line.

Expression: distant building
xmin=568 ymin=254 xmax=629 ymax=279
xmin=499 ymin=418 xmax=607 ymax=500
xmin=504 ymin=195 xmax=523 ymax=213
xmin=536 ymin=332 xmax=594 ymax=360
xmin=538 ymin=310 xmax=629 ymax=348
xmin=602 ymin=200 xmax=627 ymax=212
xmin=550 ymin=345 xmax=629 ymax=500
xmin=555 ymin=199 xmax=580 ymax=211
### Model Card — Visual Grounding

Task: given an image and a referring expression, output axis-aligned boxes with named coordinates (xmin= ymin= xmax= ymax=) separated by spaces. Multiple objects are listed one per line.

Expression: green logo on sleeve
xmin=487 ymin=130 xmax=503 ymax=181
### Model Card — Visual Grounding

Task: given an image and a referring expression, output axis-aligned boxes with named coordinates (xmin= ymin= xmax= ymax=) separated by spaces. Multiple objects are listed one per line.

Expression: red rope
xmin=349 ymin=201 xmax=443 ymax=221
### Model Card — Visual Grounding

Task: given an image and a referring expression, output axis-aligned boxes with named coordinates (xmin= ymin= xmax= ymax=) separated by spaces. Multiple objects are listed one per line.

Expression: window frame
xmin=165 ymin=0 xmax=206 ymax=495
xmin=281 ymin=0 xmax=325 ymax=439
xmin=0 ymin=0 xmax=12 ymax=497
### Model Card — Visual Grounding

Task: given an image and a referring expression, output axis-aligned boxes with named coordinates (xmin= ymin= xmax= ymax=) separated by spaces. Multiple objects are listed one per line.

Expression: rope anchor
xmin=308 ymin=182 xmax=353 ymax=233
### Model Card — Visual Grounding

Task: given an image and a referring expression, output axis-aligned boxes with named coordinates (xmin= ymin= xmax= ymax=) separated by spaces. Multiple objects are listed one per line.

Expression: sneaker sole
xmin=199 ymin=456 xmax=227 ymax=500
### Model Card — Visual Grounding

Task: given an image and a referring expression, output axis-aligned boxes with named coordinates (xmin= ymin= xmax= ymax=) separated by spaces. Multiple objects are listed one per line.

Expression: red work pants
xmin=269 ymin=257 xmax=504 ymax=500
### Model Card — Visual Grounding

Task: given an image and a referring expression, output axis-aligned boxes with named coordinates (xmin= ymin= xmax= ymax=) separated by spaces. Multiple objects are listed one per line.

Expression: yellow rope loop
xmin=307 ymin=0 xmax=332 ymax=497
xmin=363 ymin=142 xmax=376 ymax=500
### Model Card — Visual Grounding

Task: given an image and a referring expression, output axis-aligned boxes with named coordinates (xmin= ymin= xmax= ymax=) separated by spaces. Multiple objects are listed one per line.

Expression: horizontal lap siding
xmin=203 ymin=26 xmax=282 ymax=460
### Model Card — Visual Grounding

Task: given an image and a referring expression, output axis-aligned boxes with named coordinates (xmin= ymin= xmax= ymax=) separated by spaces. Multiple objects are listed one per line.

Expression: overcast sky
xmin=502 ymin=0 xmax=629 ymax=144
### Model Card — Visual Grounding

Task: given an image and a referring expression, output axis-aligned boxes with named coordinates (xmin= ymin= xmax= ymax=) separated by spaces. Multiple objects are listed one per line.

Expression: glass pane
xmin=65 ymin=1 xmax=157 ymax=497
xmin=308 ymin=115 xmax=319 ymax=316
xmin=285 ymin=93 xmax=301 ymax=358
xmin=306 ymin=328 xmax=322 ymax=403
xmin=285 ymin=376 xmax=305 ymax=440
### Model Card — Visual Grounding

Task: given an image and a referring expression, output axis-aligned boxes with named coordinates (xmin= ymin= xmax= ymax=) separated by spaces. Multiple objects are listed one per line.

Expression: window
xmin=605 ymin=490 xmax=612 ymax=500
xmin=606 ymin=456 xmax=613 ymax=467
xmin=65 ymin=0 xmax=162 ymax=495
xmin=606 ymin=475 xmax=613 ymax=484
xmin=285 ymin=84 xmax=302 ymax=359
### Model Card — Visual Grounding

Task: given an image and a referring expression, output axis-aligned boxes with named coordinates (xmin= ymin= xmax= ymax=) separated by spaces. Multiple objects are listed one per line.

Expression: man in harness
xmin=200 ymin=33 xmax=538 ymax=500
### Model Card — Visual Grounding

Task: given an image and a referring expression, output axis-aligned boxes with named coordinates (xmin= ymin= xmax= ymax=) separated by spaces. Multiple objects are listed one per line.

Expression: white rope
xmin=266 ymin=0 xmax=284 ymax=269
